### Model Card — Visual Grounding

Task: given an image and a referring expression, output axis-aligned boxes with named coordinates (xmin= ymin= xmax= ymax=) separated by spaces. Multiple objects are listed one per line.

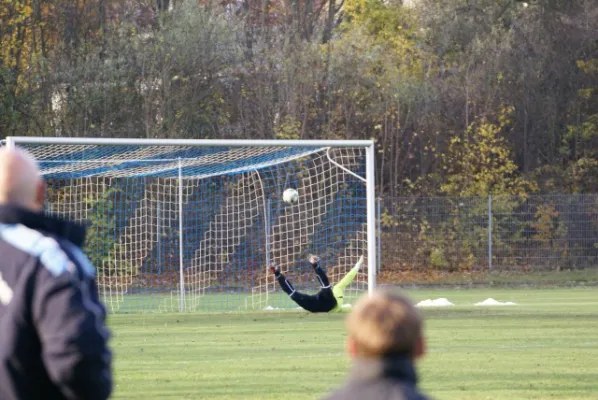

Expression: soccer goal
xmin=3 ymin=137 xmax=376 ymax=313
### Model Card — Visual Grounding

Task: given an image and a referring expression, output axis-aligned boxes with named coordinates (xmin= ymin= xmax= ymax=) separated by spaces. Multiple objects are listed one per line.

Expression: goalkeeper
xmin=269 ymin=255 xmax=363 ymax=313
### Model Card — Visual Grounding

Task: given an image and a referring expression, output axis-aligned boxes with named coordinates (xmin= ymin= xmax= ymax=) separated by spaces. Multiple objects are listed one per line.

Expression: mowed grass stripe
xmin=109 ymin=288 xmax=598 ymax=400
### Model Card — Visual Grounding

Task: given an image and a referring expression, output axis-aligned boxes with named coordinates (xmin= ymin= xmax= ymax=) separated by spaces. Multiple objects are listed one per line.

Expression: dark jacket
xmin=0 ymin=205 xmax=112 ymax=400
xmin=323 ymin=357 xmax=430 ymax=400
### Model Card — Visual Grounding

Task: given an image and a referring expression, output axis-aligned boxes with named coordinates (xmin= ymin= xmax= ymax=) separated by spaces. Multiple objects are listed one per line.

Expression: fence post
xmin=488 ymin=195 xmax=493 ymax=271
xmin=377 ymin=197 xmax=382 ymax=275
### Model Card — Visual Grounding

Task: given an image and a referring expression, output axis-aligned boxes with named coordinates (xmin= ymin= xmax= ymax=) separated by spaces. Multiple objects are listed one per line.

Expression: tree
xmin=1 ymin=0 xmax=598 ymax=196
xmin=441 ymin=107 xmax=536 ymax=197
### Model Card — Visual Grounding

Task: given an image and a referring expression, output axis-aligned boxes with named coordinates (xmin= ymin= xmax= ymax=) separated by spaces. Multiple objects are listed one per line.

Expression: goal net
xmin=2 ymin=138 xmax=376 ymax=313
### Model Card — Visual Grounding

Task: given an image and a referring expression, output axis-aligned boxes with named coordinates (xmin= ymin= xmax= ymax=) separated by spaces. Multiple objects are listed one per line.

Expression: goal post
xmin=5 ymin=136 xmax=377 ymax=313
xmin=5 ymin=136 xmax=16 ymax=149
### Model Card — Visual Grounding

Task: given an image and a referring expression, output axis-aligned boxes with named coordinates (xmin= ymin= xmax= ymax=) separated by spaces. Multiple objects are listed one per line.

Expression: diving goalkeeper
xmin=269 ymin=255 xmax=364 ymax=313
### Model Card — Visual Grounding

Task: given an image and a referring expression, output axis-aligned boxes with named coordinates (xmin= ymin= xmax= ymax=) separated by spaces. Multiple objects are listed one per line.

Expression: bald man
xmin=0 ymin=148 xmax=112 ymax=400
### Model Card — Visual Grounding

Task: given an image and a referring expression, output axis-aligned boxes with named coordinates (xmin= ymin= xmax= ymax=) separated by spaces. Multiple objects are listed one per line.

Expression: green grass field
xmin=109 ymin=288 xmax=598 ymax=400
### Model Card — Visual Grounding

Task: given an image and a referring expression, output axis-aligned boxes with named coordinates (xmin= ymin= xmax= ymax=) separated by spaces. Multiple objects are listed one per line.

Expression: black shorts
xmin=292 ymin=287 xmax=338 ymax=313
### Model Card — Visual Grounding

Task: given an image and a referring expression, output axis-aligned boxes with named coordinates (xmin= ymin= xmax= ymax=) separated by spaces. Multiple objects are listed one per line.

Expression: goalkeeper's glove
xmin=355 ymin=255 xmax=364 ymax=269
xmin=269 ymin=266 xmax=281 ymax=277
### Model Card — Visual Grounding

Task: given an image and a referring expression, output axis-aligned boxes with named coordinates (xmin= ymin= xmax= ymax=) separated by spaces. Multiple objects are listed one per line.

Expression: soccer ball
xmin=282 ymin=188 xmax=299 ymax=204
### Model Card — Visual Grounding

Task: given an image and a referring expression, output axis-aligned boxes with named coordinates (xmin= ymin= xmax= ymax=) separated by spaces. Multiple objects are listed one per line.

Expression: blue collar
xmin=0 ymin=205 xmax=87 ymax=247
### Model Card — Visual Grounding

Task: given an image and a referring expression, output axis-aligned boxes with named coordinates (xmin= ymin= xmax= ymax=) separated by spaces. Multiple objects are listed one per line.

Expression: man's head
xmin=0 ymin=147 xmax=45 ymax=212
xmin=345 ymin=289 xmax=425 ymax=361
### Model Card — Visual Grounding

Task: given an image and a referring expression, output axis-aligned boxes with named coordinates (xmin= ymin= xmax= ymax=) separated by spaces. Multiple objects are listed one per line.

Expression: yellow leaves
xmin=532 ymin=205 xmax=561 ymax=240
xmin=498 ymin=105 xmax=514 ymax=126
xmin=578 ymin=88 xmax=594 ymax=100
xmin=441 ymin=106 xmax=537 ymax=197
xmin=0 ymin=0 xmax=32 ymax=24
xmin=429 ymin=248 xmax=448 ymax=269
xmin=274 ymin=116 xmax=302 ymax=140
xmin=380 ymin=209 xmax=400 ymax=228
xmin=577 ymin=59 xmax=598 ymax=74
xmin=0 ymin=0 xmax=47 ymax=88
xmin=340 ymin=0 xmax=426 ymax=79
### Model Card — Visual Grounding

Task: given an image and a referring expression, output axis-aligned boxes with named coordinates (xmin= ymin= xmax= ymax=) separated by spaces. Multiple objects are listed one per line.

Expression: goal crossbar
xmin=5 ymin=136 xmax=373 ymax=148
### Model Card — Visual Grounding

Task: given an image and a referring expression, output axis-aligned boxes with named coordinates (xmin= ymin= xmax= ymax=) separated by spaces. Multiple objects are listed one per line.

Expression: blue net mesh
xmin=21 ymin=143 xmax=369 ymax=313
xmin=28 ymin=144 xmax=324 ymax=179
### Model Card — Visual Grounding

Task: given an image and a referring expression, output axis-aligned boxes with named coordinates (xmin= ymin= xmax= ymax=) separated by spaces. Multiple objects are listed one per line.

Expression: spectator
xmin=0 ymin=148 xmax=112 ymax=400
xmin=323 ymin=289 xmax=429 ymax=400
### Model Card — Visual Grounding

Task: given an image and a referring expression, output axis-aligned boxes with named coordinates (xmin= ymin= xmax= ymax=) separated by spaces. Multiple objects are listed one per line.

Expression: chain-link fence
xmin=379 ymin=194 xmax=598 ymax=285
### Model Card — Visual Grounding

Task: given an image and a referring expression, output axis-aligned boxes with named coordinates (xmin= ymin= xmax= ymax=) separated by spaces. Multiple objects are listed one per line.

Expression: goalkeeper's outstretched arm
xmin=269 ymin=266 xmax=296 ymax=296
xmin=308 ymin=255 xmax=331 ymax=289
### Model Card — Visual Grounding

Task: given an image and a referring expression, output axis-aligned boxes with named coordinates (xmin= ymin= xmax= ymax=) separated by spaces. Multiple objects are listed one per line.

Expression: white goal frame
xmin=5 ymin=136 xmax=377 ymax=306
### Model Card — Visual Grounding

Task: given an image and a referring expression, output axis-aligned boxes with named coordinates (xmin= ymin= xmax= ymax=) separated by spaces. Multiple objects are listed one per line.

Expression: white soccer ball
xmin=282 ymin=188 xmax=299 ymax=204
